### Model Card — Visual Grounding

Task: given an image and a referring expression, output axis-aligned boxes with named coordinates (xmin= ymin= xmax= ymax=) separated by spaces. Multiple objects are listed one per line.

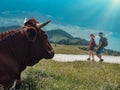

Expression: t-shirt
xmin=99 ymin=37 xmax=104 ymax=48
xmin=90 ymin=38 xmax=96 ymax=48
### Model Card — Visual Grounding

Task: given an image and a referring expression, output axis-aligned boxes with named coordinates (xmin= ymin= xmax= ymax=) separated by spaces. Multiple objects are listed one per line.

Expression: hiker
xmin=87 ymin=34 xmax=96 ymax=61
xmin=96 ymin=32 xmax=108 ymax=62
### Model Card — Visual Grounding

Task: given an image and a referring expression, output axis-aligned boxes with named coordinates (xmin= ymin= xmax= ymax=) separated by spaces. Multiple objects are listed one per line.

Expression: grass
xmin=20 ymin=44 xmax=120 ymax=90
xmin=52 ymin=44 xmax=88 ymax=54
xmin=21 ymin=60 xmax=120 ymax=90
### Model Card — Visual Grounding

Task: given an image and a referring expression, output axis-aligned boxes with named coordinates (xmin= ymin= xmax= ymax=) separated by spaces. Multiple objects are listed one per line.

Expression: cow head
xmin=24 ymin=18 xmax=54 ymax=66
xmin=24 ymin=18 xmax=51 ymax=29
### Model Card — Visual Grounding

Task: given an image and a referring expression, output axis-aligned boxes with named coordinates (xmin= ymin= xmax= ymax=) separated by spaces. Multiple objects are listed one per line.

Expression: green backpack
xmin=102 ymin=37 xmax=108 ymax=47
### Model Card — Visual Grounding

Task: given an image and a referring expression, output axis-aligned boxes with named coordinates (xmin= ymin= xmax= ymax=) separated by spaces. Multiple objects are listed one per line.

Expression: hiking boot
xmin=87 ymin=58 xmax=90 ymax=60
xmin=99 ymin=59 xmax=104 ymax=62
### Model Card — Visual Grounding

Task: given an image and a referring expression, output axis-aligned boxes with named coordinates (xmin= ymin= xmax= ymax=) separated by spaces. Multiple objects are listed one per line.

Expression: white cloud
xmin=46 ymin=15 xmax=53 ymax=18
xmin=105 ymin=32 xmax=113 ymax=37
xmin=56 ymin=16 xmax=64 ymax=21
xmin=0 ymin=17 xmax=24 ymax=26
xmin=45 ymin=23 xmax=105 ymax=40
xmin=1 ymin=11 xmax=10 ymax=15
xmin=0 ymin=11 xmax=118 ymax=50
xmin=0 ymin=14 xmax=119 ymax=51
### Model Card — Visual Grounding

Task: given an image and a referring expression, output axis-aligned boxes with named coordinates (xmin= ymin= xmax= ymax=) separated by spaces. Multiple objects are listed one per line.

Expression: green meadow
xmin=52 ymin=44 xmax=88 ymax=54
xmin=21 ymin=44 xmax=120 ymax=90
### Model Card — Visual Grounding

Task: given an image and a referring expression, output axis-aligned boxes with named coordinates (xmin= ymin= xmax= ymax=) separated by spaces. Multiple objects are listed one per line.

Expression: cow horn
xmin=36 ymin=20 xmax=51 ymax=29
xmin=24 ymin=17 xmax=27 ymax=23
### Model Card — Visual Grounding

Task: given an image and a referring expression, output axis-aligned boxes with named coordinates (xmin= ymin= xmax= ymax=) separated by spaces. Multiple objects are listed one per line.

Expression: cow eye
xmin=43 ymin=34 xmax=48 ymax=39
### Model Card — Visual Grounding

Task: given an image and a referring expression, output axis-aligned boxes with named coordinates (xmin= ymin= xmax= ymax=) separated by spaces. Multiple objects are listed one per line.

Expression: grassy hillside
xmin=52 ymin=44 xmax=88 ymax=54
xmin=21 ymin=60 xmax=120 ymax=90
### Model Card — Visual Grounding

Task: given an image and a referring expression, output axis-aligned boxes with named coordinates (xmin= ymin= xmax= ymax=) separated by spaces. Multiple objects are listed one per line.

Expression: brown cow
xmin=0 ymin=18 xmax=54 ymax=89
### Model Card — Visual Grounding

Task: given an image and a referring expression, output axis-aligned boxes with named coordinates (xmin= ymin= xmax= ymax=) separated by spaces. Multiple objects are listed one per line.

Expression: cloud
xmin=0 ymin=11 xmax=119 ymax=51
xmin=0 ymin=15 xmax=120 ymax=51
xmin=0 ymin=11 xmax=52 ymax=26
xmin=45 ymin=23 xmax=108 ymax=40
xmin=105 ymin=32 xmax=113 ymax=37
xmin=46 ymin=15 xmax=53 ymax=18
xmin=1 ymin=10 xmax=25 ymax=16
xmin=0 ymin=17 xmax=24 ymax=26
xmin=107 ymin=37 xmax=120 ymax=51
xmin=0 ymin=11 xmax=114 ymax=40
xmin=1 ymin=11 xmax=11 ymax=15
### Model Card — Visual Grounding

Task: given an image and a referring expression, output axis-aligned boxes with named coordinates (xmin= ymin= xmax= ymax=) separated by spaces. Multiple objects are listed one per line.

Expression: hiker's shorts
xmin=89 ymin=47 xmax=94 ymax=51
xmin=96 ymin=47 xmax=104 ymax=54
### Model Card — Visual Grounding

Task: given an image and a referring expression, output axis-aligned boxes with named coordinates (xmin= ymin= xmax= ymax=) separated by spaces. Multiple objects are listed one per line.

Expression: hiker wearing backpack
xmin=96 ymin=32 xmax=108 ymax=62
xmin=87 ymin=34 xmax=96 ymax=61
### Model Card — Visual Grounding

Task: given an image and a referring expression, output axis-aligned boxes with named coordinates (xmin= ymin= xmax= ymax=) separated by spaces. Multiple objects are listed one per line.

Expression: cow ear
xmin=26 ymin=28 xmax=37 ymax=42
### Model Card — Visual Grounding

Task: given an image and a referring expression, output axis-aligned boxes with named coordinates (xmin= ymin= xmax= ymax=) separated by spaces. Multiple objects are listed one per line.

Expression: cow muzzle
xmin=45 ymin=50 xmax=54 ymax=59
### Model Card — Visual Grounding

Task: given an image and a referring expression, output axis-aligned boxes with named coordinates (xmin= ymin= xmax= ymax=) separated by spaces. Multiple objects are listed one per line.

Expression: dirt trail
xmin=53 ymin=54 xmax=120 ymax=64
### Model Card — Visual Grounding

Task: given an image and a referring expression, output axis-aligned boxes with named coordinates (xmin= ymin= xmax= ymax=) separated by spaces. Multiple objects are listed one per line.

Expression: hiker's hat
xmin=99 ymin=32 xmax=103 ymax=35
xmin=90 ymin=33 xmax=95 ymax=37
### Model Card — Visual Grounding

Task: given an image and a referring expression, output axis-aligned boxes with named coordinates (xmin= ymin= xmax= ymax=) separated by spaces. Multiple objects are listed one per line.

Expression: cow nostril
xmin=47 ymin=50 xmax=54 ymax=58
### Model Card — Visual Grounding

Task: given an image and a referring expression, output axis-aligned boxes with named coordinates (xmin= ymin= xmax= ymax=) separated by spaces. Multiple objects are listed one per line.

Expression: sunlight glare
xmin=113 ymin=0 xmax=120 ymax=5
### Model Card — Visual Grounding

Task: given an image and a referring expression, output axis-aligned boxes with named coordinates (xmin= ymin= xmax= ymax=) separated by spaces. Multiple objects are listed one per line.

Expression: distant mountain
xmin=46 ymin=29 xmax=89 ymax=45
xmin=47 ymin=29 xmax=73 ymax=42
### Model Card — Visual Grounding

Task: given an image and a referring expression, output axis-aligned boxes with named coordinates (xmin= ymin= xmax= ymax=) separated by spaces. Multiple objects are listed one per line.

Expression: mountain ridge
xmin=47 ymin=29 xmax=89 ymax=45
xmin=47 ymin=29 xmax=73 ymax=42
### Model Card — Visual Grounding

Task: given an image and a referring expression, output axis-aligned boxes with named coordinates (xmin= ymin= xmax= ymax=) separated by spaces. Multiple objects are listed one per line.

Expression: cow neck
xmin=18 ymin=27 xmax=34 ymax=71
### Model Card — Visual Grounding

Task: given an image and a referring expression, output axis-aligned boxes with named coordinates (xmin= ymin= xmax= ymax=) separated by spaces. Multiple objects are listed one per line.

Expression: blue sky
xmin=0 ymin=0 xmax=120 ymax=51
